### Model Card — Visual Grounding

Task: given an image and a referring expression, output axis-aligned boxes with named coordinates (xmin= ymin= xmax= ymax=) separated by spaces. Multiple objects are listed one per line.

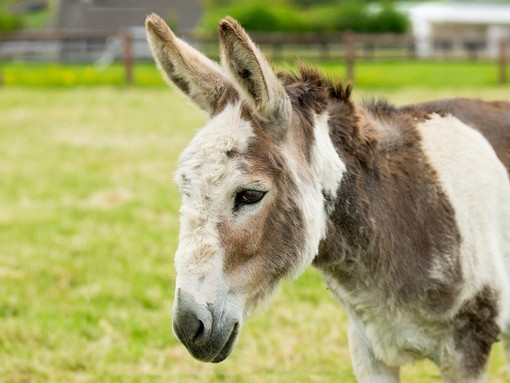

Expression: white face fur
xmin=173 ymin=103 xmax=340 ymax=317
xmin=173 ymin=102 xmax=254 ymax=310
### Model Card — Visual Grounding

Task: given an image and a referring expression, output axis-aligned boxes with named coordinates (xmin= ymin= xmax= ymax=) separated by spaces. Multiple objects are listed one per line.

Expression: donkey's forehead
xmin=175 ymin=102 xmax=255 ymax=186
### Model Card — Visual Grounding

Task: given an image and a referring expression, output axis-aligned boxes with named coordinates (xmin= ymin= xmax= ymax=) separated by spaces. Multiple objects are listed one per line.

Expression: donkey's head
xmin=146 ymin=14 xmax=347 ymax=363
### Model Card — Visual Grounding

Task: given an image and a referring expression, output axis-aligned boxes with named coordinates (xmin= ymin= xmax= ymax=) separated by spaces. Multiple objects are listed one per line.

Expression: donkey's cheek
xmin=218 ymin=216 xmax=265 ymax=273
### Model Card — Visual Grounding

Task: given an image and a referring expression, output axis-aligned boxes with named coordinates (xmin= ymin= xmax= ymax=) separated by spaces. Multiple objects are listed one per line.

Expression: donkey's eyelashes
xmin=234 ymin=189 xmax=266 ymax=210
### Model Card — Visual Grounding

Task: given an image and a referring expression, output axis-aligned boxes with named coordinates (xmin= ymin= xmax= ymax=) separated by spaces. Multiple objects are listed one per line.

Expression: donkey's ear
xmin=146 ymin=13 xmax=229 ymax=114
xmin=218 ymin=17 xmax=290 ymax=134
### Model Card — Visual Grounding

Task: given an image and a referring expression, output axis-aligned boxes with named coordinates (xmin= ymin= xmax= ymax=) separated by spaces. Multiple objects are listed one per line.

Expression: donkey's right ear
xmin=145 ymin=13 xmax=229 ymax=114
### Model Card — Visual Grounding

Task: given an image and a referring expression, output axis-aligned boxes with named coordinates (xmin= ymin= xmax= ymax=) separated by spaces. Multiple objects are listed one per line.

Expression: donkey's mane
xmin=279 ymin=64 xmax=352 ymax=103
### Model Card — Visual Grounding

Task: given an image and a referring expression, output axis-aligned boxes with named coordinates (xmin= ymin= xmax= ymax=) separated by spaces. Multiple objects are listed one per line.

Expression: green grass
xmin=1 ymin=59 xmax=508 ymax=89
xmin=320 ymin=60 xmax=506 ymax=89
xmin=1 ymin=63 xmax=165 ymax=87
xmin=1 ymin=85 xmax=510 ymax=382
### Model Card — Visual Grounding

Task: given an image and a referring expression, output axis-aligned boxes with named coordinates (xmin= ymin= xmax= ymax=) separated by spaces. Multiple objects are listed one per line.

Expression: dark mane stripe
xmin=280 ymin=65 xmax=352 ymax=104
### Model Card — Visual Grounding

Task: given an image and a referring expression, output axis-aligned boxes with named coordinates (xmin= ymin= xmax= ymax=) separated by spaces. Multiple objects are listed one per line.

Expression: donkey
xmin=145 ymin=13 xmax=510 ymax=382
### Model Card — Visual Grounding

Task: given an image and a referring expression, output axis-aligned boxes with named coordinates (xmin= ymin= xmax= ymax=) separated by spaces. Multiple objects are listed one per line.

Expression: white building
xmin=407 ymin=2 xmax=510 ymax=58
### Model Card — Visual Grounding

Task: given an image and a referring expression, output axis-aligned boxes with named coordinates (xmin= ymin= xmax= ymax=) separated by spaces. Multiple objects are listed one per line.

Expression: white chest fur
xmin=323 ymin=272 xmax=442 ymax=367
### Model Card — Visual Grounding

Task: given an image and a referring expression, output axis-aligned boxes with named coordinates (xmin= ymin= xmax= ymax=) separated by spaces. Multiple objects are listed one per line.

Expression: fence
xmin=0 ymin=30 xmax=508 ymax=85
xmin=196 ymin=32 xmax=508 ymax=84
xmin=0 ymin=31 xmax=110 ymax=62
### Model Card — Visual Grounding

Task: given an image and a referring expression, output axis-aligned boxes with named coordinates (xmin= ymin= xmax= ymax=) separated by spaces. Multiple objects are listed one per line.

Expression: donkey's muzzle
xmin=173 ymin=288 xmax=240 ymax=363
xmin=173 ymin=289 xmax=213 ymax=347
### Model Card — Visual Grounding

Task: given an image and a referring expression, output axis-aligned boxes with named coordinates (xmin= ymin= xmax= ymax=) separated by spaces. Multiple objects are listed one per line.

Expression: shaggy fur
xmin=146 ymin=13 xmax=510 ymax=382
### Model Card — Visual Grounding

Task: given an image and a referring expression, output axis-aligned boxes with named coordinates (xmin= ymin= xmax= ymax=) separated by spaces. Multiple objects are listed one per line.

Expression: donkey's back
xmin=409 ymin=98 xmax=510 ymax=174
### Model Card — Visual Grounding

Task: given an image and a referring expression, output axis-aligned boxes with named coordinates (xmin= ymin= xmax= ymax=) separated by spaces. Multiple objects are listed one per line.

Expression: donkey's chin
xmin=186 ymin=321 xmax=240 ymax=364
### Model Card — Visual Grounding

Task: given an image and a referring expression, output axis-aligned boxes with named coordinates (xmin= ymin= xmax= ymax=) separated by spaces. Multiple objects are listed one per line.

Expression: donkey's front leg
xmin=438 ymin=340 xmax=489 ymax=383
xmin=348 ymin=322 xmax=400 ymax=383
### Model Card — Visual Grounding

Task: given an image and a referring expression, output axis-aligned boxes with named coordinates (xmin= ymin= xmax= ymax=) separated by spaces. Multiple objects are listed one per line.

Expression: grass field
xmin=1 ymin=82 xmax=510 ymax=382
xmin=2 ymin=59 xmax=508 ymax=89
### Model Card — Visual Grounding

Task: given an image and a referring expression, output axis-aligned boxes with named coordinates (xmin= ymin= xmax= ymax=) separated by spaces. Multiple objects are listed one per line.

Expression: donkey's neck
xmin=312 ymin=100 xmax=460 ymax=303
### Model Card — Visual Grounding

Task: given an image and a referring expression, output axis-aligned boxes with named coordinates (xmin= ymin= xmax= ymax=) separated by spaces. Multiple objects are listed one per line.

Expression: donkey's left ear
xmin=218 ymin=17 xmax=291 ymax=136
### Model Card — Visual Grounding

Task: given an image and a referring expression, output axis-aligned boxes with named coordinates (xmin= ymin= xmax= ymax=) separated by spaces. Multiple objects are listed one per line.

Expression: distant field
xmin=1 ymin=59 xmax=508 ymax=89
xmin=1 ymin=86 xmax=509 ymax=382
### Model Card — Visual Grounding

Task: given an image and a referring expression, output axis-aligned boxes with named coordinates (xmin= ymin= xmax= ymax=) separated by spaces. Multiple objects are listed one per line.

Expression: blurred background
xmin=1 ymin=1 xmax=509 ymax=382
xmin=0 ymin=0 xmax=509 ymax=85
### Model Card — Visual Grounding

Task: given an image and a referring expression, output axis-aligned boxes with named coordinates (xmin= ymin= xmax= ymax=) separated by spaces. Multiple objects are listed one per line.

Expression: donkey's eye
xmin=235 ymin=189 xmax=266 ymax=208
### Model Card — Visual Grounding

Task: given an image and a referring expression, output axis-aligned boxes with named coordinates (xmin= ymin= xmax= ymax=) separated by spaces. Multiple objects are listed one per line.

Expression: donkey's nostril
xmin=174 ymin=289 xmax=213 ymax=348
xmin=192 ymin=319 xmax=206 ymax=344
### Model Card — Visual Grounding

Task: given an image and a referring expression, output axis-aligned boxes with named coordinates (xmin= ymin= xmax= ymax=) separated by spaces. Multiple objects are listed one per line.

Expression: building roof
xmin=54 ymin=0 xmax=203 ymax=35
xmin=408 ymin=2 xmax=510 ymax=25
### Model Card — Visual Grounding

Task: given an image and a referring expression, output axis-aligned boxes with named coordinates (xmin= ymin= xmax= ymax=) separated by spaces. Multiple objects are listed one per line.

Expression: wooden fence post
xmin=499 ymin=37 xmax=508 ymax=85
xmin=344 ymin=33 xmax=356 ymax=83
xmin=123 ymin=30 xmax=134 ymax=85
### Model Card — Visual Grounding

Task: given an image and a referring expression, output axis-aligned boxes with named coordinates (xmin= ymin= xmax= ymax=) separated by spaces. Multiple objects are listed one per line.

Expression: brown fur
xmin=452 ymin=286 xmax=500 ymax=376
xmin=281 ymin=66 xmax=351 ymax=165
xmin=212 ymin=85 xmax=240 ymax=117
xmin=274 ymin=68 xmax=464 ymax=312
xmin=217 ymin=65 xmax=468 ymax=314
xmin=285 ymin=69 xmax=506 ymax=376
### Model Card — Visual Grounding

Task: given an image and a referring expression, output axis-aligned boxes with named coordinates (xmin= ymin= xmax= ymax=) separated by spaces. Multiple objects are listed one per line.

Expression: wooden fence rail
xmin=194 ymin=32 xmax=417 ymax=62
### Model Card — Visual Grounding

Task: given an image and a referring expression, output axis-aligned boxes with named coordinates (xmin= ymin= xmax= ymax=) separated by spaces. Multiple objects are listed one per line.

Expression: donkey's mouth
xmin=211 ymin=321 xmax=240 ymax=363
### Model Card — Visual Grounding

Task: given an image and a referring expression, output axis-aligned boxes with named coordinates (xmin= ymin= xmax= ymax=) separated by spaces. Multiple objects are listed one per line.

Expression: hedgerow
xmin=198 ymin=2 xmax=409 ymax=34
